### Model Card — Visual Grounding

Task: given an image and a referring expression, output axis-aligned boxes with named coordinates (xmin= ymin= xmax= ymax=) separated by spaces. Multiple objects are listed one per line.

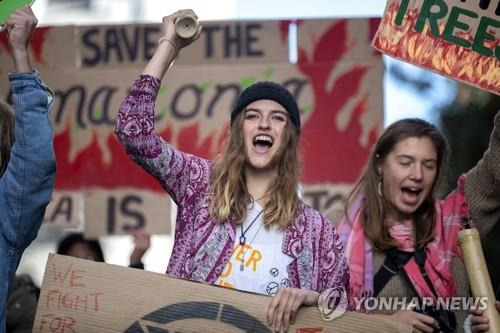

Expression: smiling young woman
xmin=326 ymin=116 xmax=500 ymax=332
xmin=115 ymin=9 xmax=349 ymax=333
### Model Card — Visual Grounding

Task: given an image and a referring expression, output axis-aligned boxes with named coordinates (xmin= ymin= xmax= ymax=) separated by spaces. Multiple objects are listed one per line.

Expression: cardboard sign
xmin=0 ymin=0 xmax=32 ymax=24
xmin=296 ymin=19 xmax=383 ymax=186
xmin=0 ymin=25 xmax=77 ymax=75
xmin=0 ymin=18 xmax=383 ymax=233
xmin=33 ymin=254 xmax=411 ymax=332
xmin=373 ymin=0 xmax=499 ymax=94
xmin=77 ymin=20 xmax=289 ymax=69
xmin=43 ymin=191 xmax=82 ymax=228
xmin=84 ymin=189 xmax=171 ymax=237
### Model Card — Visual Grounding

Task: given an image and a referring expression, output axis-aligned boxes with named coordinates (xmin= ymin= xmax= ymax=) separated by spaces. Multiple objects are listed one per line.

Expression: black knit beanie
xmin=231 ymin=81 xmax=301 ymax=135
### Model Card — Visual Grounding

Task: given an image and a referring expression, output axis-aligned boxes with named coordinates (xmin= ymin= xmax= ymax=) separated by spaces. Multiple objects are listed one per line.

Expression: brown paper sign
xmin=34 ymin=254 xmax=411 ymax=332
xmin=84 ymin=189 xmax=171 ymax=237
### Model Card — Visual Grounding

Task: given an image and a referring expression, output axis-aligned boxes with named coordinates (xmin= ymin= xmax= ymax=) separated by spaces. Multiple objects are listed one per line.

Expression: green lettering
xmin=415 ymin=0 xmax=448 ymax=37
xmin=472 ymin=16 xmax=500 ymax=59
xmin=395 ymin=0 xmax=411 ymax=26
xmin=443 ymin=6 xmax=477 ymax=48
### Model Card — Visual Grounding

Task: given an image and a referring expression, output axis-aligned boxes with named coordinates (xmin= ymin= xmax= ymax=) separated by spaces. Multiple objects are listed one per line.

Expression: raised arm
xmin=115 ymin=10 xmax=206 ymax=205
xmin=0 ymin=8 xmax=55 ymax=329
xmin=0 ymin=5 xmax=55 ymax=253
xmin=465 ymin=111 xmax=500 ymax=238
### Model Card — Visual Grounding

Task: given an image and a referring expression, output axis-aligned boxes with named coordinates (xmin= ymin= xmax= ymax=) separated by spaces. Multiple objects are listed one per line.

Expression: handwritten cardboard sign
xmin=84 ymin=189 xmax=171 ymax=237
xmin=373 ymin=0 xmax=499 ymax=94
xmin=0 ymin=18 xmax=383 ymax=235
xmin=77 ymin=20 xmax=289 ymax=68
xmin=43 ymin=191 xmax=82 ymax=228
xmin=34 ymin=254 xmax=411 ymax=332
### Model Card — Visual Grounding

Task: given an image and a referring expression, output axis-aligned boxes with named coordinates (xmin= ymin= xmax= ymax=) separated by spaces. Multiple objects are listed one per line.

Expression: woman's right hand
xmin=142 ymin=9 xmax=202 ymax=79
xmin=160 ymin=9 xmax=202 ymax=54
xmin=389 ymin=310 xmax=439 ymax=333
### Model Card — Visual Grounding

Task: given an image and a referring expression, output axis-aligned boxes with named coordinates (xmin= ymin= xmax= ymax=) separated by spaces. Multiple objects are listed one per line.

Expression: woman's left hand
xmin=266 ymin=288 xmax=319 ymax=332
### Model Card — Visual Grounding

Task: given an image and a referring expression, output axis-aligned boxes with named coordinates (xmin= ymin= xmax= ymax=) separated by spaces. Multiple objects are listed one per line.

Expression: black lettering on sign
xmin=44 ymin=196 xmax=73 ymax=224
xmin=53 ymin=84 xmax=119 ymax=129
xmin=246 ymin=23 xmax=264 ymax=57
xmin=171 ymin=84 xmax=203 ymax=119
xmin=121 ymin=195 xmax=145 ymax=231
xmin=224 ymin=24 xmax=242 ymax=57
xmin=205 ymin=83 xmax=240 ymax=118
xmin=124 ymin=302 xmax=272 ymax=332
xmin=87 ymin=86 xmax=117 ymax=126
xmin=54 ymin=85 xmax=87 ymax=129
xmin=107 ymin=197 xmax=117 ymax=234
xmin=81 ymin=25 xmax=161 ymax=67
xmin=202 ymin=23 xmax=265 ymax=59
xmin=82 ymin=28 xmax=101 ymax=67
xmin=106 ymin=195 xmax=146 ymax=234
xmin=144 ymin=26 xmax=160 ymax=59
xmin=52 ymin=78 xmax=309 ymax=127
xmin=203 ymin=25 xmax=221 ymax=58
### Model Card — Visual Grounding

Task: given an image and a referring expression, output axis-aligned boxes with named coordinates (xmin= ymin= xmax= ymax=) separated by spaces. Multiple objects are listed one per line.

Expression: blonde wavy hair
xmin=210 ymin=111 xmax=301 ymax=229
xmin=0 ymin=100 xmax=15 ymax=177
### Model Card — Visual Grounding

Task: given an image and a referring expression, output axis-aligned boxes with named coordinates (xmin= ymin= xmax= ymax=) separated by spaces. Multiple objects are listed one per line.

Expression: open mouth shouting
xmin=400 ymin=186 xmax=423 ymax=205
xmin=253 ymin=134 xmax=274 ymax=154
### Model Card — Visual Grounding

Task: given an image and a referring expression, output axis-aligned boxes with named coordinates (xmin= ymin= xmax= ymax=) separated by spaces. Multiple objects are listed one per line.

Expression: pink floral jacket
xmin=115 ymin=75 xmax=349 ymax=293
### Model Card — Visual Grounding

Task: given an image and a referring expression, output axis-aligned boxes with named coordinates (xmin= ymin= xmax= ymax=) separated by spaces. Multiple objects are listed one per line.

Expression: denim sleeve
xmin=0 ymin=70 xmax=56 ymax=253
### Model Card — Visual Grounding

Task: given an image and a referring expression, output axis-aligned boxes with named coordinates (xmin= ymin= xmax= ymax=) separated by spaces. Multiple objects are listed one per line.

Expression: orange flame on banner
xmin=374 ymin=3 xmax=499 ymax=93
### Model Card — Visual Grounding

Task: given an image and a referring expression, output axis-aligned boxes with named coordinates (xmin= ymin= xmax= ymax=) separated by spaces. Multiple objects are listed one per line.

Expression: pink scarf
xmin=338 ymin=176 xmax=470 ymax=303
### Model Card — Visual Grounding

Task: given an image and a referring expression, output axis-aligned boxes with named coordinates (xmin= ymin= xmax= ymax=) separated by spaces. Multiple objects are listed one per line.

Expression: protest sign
xmin=33 ymin=254 xmax=411 ymax=332
xmin=373 ymin=0 xmax=499 ymax=94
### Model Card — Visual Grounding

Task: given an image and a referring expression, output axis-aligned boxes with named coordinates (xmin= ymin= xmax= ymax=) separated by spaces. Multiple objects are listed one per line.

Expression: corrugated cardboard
xmin=77 ymin=20 xmax=289 ymax=69
xmin=373 ymin=0 xmax=499 ymax=94
xmin=43 ymin=191 xmax=82 ymax=228
xmin=0 ymin=25 xmax=77 ymax=75
xmin=34 ymin=254 xmax=411 ymax=332
xmin=84 ymin=188 xmax=171 ymax=237
xmin=0 ymin=18 xmax=383 ymax=232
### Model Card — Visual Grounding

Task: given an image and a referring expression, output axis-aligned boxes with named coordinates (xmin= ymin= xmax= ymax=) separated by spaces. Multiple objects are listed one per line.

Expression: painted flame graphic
xmin=373 ymin=2 xmax=499 ymax=93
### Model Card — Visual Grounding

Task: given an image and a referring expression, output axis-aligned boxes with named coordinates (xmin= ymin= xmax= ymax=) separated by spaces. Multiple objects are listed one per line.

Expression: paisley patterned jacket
xmin=115 ymin=75 xmax=349 ymax=294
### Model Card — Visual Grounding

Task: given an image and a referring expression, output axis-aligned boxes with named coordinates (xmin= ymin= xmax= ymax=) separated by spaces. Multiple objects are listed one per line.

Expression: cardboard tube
xmin=458 ymin=228 xmax=500 ymax=332
xmin=175 ymin=14 xmax=198 ymax=39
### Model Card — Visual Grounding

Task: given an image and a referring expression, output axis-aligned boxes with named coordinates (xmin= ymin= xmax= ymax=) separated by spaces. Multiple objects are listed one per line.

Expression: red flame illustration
xmin=53 ymin=19 xmax=381 ymax=191
xmin=54 ymin=123 xmax=229 ymax=192
xmin=298 ymin=19 xmax=380 ymax=183
xmin=0 ymin=27 xmax=52 ymax=64
xmin=373 ymin=3 xmax=498 ymax=93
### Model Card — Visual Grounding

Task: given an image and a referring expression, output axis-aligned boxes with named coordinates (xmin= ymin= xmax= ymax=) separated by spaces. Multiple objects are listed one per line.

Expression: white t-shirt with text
xmin=215 ymin=203 xmax=293 ymax=296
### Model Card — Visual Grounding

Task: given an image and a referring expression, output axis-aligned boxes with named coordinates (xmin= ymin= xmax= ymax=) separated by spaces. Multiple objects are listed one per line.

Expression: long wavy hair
xmin=210 ymin=111 xmax=301 ymax=229
xmin=0 ymin=100 xmax=15 ymax=177
xmin=345 ymin=118 xmax=449 ymax=250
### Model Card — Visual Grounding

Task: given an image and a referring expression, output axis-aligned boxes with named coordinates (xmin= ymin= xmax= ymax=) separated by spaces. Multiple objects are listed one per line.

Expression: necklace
xmin=239 ymin=209 xmax=264 ymax=246
xmin=240 ymin=221 xmax=264 ymax=271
